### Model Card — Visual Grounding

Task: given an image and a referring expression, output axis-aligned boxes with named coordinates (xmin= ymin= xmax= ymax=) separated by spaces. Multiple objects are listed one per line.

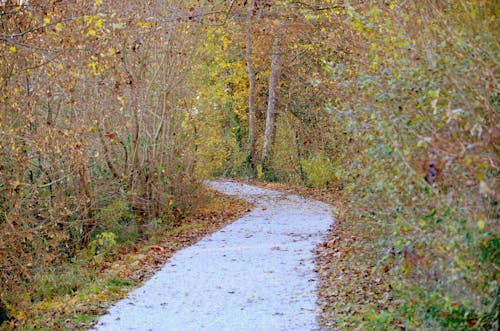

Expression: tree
xmin=0 ymin=0 xmax=206 ymax=293
xmin=244 ymin=3 xmax=257 ymax=170
xmin=261 ymin=21 xmax=282 ymax=169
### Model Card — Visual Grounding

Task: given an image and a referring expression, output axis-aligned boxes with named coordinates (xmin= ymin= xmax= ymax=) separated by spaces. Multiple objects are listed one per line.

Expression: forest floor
xmin=92 ymin=180 xmax=333 ymax=330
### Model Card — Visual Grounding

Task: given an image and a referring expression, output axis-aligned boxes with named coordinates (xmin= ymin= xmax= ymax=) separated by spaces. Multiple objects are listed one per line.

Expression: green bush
xmin=95 ymin=200 xmax=139 ymax=244
xmin=301 ymin=152 xmax=336 ymax=188
xmin=88 ymin=232 xmax=117 ymax=257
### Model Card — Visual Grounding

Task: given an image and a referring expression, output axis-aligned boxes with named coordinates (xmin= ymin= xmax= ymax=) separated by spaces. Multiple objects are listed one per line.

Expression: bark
xmin=97 ymin=126 xmax=121 ymax=180
xmin=294 ymin=125 xmax=306 ymax=183
xmin=130 ymin=105 xmax=140 ymax=189
xmin=245 ymin=13 xmax=257 ymax=168
xmin=261 ymin=24 xmax=282 ymax=162
xmin=78 ymin=165 xmax=94 ymax=247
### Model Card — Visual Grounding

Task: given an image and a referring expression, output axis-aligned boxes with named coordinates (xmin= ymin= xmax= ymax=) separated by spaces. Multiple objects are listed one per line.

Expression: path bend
xmin=93 ymin=180 xmax=333 ymax=331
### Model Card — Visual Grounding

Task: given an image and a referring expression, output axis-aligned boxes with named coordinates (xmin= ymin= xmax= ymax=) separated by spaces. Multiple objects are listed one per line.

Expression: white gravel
xmin=93 ymin=180 xmax=333 ymax=331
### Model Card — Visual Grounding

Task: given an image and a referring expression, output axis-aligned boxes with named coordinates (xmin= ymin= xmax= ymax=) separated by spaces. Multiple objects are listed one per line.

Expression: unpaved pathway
xmin=93 ymin=180 xmax=333 ymax=331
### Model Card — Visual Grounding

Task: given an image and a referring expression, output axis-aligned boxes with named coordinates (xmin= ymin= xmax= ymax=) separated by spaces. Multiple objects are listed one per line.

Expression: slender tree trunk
xmin=131 ymin=105 xmax=140 ymax=187
xmin=294 ymin=123 xmax=306 ymax=183
xmin=78 ymin=165 xmax=94 ymax=247
xmin=261 ymin=24 xmax=282 ymax=163
xmin=245 ymin=16 xmax=257 ymax=169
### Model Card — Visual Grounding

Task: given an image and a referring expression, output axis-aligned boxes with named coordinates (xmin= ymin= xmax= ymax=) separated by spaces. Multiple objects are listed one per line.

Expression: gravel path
xmin=93 ymin=180 xmax=333 ymax=331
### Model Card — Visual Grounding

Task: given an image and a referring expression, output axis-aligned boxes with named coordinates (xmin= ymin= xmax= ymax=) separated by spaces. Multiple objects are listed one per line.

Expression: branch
xmin=0 ymin=17 xmax=78 ymax=43
xmin=290 ymin=0 xmax=344 ymax=12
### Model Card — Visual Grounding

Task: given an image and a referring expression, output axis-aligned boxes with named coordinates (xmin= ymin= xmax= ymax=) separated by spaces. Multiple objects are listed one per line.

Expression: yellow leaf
xmin=95 ymin=19 xmax=103 ymax=28
xmin=55 ymin=22 xmax=63 ymax=31
xmin=43 ymin=17 xmax=51 ymax=25
xmin=417 ymin=140 xmax=427 ymax=148
xmin=87 ymin=29 xmax=97 ymax=36
xmin=9 ymin=46 xmax=16 ymax=53
xmin=477 ymin=220 xmax=485 ymax=230
xmin=475 ymin=171 xmax=485 ymax=181
xmin=15 ymin=310 xmax=26 ymax=320
xmin=88 ymin=61 xmax=98 ymax=72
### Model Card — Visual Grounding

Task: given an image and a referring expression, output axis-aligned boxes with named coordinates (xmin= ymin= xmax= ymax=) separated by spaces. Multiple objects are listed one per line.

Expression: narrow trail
xmin=93 ymin=180 xmax=333 ymax=331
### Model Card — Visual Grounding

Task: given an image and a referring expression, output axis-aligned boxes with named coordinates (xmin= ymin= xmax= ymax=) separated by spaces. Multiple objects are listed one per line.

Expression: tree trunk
xmin=78 ymin=165 xmax=94 ymax=247
xmin=294 ymin=122 xmax=306 ymax=183
xmin=261 ymin=24 xmax=282 ymax=163
xmin=245 ymin=15 xmax=257 ymax=169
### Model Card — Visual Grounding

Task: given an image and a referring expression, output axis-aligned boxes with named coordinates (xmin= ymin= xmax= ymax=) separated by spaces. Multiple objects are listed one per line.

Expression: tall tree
xmin=261 ymin=21 xmax=282 ymax=165
xmin=245 ymin=2 xmax=257 ymax=169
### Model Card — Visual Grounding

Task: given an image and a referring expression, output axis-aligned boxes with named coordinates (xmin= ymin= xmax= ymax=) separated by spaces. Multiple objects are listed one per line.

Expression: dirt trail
xmin=93 ymin=180 xmax=333 ymax=331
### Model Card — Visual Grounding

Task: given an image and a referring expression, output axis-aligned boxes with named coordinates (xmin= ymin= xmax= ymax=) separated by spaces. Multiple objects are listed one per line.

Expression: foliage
xmin=0 ymin=0 xmax=210 ymax=323
xmin=301 ymin=152 xmax=336 ymax=188
xmin=88 ymin=232 xmax=118 ymax=258
xmin=95 ymin=200 xmax=137 ymax=244
xmin=190 ymin=0 xmax=499 ymax=329
xmin=187 ymin=25 xmax=251 ymax=178
xmin=0 ymin=188 xmax=250 ymax=330
xmin=314 ymin=1 xmax=499 ymax=329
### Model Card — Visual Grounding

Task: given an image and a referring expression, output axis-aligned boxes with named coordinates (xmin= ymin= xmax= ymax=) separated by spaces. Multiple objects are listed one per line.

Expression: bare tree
xmin=261 ymin=22 xmax=282 ymax=164
xmin=245 ymin=2 xmax=257 ymax=169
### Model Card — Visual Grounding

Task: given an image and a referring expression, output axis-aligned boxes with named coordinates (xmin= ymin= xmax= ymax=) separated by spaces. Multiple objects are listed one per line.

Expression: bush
xmin=301 ymin=152 xmax=336 ymax=188
xmin=88 ymin=232 xmax=118 ymax=257
xmin=95 ymin=200 xmax=138 ymax=244
xmin=322 ymin=1 xmax=500 ymax=328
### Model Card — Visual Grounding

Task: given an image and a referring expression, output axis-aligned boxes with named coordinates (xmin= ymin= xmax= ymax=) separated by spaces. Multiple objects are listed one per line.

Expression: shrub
xmin=301 ymin=152 xmax=336 ymax=188
xmin=95 ymin=200 xmax=139 ymax=244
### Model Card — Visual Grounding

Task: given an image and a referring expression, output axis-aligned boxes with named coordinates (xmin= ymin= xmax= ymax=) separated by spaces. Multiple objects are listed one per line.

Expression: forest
xmin=0 ymin=0 xmax=498 ymax=329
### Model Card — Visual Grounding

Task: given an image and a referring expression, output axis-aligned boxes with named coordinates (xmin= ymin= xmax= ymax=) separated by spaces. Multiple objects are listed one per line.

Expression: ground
xmin=93 ymin=180 xmax=333 ymax=330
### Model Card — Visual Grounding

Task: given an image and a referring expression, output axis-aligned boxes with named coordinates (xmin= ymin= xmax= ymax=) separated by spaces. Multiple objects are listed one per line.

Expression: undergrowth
xmin=0 ymin=188 xmax=251 ymax=330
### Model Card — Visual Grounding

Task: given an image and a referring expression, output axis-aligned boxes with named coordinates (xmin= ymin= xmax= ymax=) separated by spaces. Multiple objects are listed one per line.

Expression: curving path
xmin=93 ymin=180 xmax=333 ymax=331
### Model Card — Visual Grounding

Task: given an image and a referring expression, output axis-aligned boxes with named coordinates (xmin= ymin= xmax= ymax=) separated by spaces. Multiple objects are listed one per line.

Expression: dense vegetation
xmin=1 ymin=0 xmax=205 ymax=325
xmin=1 ymin=0 xmax=498 ymax=329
